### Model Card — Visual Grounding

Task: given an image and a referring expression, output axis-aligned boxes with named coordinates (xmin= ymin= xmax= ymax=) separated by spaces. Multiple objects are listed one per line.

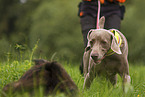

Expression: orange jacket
xmin=100 ymin=0 xmax=126 ymax=4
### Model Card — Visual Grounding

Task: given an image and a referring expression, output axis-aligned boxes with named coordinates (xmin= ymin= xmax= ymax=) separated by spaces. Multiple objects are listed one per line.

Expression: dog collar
xmin=106 ymin=30 xmax=122 ymax=56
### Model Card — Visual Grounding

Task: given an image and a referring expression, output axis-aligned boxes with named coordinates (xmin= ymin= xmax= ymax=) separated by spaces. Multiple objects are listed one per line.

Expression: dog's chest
xmin=95 ymin=56 xmax=121 ymax=75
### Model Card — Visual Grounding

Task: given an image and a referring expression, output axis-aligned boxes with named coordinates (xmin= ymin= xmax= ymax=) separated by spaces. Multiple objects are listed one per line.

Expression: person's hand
xmin=100 ymin=0 xmax=105 ymax=4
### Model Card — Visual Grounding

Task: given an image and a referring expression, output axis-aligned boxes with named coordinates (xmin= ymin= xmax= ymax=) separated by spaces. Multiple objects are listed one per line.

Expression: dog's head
xmin=85 ymin=16 xmax=122 ymax=64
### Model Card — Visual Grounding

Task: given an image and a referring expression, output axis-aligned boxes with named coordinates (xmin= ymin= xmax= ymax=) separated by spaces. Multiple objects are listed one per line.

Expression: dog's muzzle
xmin=91 ymin=54 xmax=105 ymax=64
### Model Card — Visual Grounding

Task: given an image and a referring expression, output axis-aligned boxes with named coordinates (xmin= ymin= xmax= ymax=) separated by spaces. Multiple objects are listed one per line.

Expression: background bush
xmin=0 ymin=0 xmax=145 ymax=63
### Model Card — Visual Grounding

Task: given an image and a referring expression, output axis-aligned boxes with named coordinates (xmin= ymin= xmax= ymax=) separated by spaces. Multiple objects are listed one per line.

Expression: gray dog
xmin=83 ymin=16 xmax=131 ymax=92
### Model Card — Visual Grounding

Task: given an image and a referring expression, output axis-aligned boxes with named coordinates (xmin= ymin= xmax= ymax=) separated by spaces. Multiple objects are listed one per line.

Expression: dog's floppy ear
xmin=109 ymin=31 xmax=122 ymax=54
xmin=99 ymin=16 xmax=105 ymax=29
xmin=111 ymin=37 xmax=122 ymax=54
xmin=87 ymin=29 xmax=93 ymax=40
xmin=85 ymin=41 xmax=91 ymax=52
xmin=106 ymin=29 xmax=122 ymax=54
xmin=85 ymin=30 xmax=93 ymax=52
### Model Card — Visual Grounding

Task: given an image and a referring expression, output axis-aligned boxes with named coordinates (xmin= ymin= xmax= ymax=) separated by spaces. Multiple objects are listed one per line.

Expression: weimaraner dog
xmin=83 ymin=16 xmax=131 ymax=92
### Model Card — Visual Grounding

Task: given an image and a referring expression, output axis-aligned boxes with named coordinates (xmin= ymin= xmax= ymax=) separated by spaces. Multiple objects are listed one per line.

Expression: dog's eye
xmin=90 ymin=41 xmax=93 ymax=45
xmin=90 ymin=39 xmax=95 ymax=45
xmin=101 ymin=40 xmax=107 ymax=45
xmin=85 ymin=46 xmax=90 ymax=51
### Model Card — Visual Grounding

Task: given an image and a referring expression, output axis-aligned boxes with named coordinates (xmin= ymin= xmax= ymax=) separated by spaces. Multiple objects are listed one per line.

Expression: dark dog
xmin=83 ymin=16 xmax=131 ymax=92
xmin=2 ymin=59 xmax=78 ymax=96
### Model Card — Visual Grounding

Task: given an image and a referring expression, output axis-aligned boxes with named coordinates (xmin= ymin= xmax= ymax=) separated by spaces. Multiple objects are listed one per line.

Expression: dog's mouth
xmin=94 ymin=60 xmax=101 ymax=64
xmin=93 ymin=56 xmax=105 ymax=64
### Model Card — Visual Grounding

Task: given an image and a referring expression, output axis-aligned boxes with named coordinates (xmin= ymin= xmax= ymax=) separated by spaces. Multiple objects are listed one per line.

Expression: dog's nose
xmin=91 ymin=54 xmax=99 ymax=61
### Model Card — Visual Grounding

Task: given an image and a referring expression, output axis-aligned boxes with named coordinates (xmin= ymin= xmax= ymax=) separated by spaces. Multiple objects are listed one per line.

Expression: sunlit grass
xmin=0 ymin=61 xmax=145 ymax=97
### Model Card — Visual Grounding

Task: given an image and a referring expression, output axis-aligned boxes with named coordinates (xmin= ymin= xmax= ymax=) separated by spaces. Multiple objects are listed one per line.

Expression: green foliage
xmin=122 ymin=0 xmax=145 ymax=63
xmin=0 ymin=0 xmax=83 ymax=62
xmin=0 ymin=60 xmax=31 ymax=88
xmin=0 ymin=0 xmax=145 ymax=63
xmin=0 ymin=38 xmax=10 ymax=59
xmin=0 ymin=60 xmax=145 ymax=97
xmin=29 ymin=0 xmax=83 ymax=62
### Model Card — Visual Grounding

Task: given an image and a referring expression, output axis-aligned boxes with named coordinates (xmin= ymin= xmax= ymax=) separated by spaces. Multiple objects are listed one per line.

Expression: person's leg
xmin=80 ymin=15 xmax=96 ymax=47
xmin=104 ymin=14 xmax=121 ymax=30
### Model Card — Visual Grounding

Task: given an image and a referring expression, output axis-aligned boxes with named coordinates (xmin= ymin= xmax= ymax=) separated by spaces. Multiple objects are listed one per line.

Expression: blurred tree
xmin=29 ymin=0 xmax=83 ymax=62
xmin=0 ymin=0 xmax=41 ymax=43
xmin=0 ymin=0 xmax=42 ymax=61
xmin=0 ymin=0 xmax=145 ymax=63
xmin=122 ymin=0 xmax=145 ymax=63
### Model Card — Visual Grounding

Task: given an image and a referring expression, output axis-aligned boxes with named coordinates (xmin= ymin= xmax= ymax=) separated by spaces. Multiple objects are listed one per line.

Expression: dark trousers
xmin=80 ymin=14 xmax=121 ymax=47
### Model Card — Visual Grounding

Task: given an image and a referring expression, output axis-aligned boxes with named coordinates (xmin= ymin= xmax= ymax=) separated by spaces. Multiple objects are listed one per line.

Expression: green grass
xmin=0 ymin=60 xmax=145 ymax=97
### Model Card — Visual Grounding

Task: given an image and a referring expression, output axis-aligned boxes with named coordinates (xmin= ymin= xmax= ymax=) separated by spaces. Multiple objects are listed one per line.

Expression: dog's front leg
xmin=83 ymin=64 xmax=95 ymax=89
xmin=83 ymin=50 xmax=91 ymax=77
xmin=122 ymin=73 xmax=133 ymax=93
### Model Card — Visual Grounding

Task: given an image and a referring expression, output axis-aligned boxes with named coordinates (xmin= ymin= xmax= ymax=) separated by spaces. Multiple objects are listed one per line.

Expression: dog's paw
xmin=124 ymin=83 xmax=134 ymax=93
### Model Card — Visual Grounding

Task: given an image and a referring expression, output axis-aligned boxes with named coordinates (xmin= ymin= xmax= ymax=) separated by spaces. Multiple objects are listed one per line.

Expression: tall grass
xmin=0 ymin=60 xmax=145 ymax=97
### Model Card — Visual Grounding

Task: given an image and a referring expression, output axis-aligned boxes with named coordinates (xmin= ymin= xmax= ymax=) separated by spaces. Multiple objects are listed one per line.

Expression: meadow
xmin=0 ymin=1 xmax=145 ymax=97
xmin=0 ymin=59 xmax=145 ymax=97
